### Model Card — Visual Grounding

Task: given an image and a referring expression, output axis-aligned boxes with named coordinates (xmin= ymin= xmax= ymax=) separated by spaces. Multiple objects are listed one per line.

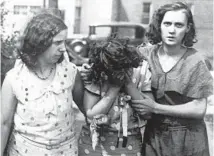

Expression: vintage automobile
xmin=66 ymin=22 xmax=148 ymax=58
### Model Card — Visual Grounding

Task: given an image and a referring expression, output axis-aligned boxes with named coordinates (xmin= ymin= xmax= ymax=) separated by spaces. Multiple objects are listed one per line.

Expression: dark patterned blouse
xmin=137 ymin=44 xmax=213 ymax=156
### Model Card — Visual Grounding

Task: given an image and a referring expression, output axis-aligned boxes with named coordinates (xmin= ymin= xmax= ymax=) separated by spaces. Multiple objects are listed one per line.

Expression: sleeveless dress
xmin=6 ymin=59 xmax=79 ymax=156
xmin=138 ymin=44 xmax=213 ymax=156
xmin=78 ymin=62 xmax=151 ymax=156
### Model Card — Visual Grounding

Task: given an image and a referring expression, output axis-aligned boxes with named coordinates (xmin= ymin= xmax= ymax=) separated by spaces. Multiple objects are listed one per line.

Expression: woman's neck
xmin=35 ymin=62 xmax=55 ymax=74
xmin=161 ymin=44 xmax=183 ymax=56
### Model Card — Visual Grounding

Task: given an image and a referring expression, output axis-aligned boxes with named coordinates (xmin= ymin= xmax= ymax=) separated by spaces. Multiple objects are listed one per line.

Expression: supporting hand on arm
xmin=131 ymin=97 xmax=207 ymax=119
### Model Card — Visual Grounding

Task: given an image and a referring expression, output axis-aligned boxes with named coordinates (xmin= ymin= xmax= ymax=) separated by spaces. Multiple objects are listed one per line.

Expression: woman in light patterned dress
xmin=1 ymin=12 xmax=84 ymax=156
xmin=78 ymin=38 xmax=152 ymax=156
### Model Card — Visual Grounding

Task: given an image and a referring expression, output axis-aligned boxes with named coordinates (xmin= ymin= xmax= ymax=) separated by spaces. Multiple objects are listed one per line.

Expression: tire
xmin=70 ymin=42 xmax=88 ymax=57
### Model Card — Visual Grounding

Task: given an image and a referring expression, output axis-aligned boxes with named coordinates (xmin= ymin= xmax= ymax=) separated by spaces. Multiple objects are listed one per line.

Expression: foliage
xmin=1 ymin=0 xmax=17 ymax=84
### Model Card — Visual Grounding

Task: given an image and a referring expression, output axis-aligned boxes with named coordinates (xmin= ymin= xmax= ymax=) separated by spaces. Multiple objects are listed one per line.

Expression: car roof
xmin=89 ymin=22 xmax=148 ymax=28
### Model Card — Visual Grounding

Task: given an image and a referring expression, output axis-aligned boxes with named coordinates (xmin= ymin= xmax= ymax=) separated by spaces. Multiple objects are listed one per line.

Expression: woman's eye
xmin=53 ymin=40 xmax=64 ymax=45
xmin=175 ymin=23 xmax=184 ymax=28
xmin=163 ymin=22 xmax=171 ymax=26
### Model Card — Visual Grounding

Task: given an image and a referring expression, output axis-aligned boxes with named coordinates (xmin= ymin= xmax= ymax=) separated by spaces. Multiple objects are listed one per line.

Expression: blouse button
xmin=65 ymin=68 xmax=68 ymax=71
xmin=25 ymin=98 xmax=28 ymax=101
xmin=61 ymin=82 xmax=64 ymax=85
xmin=64 ymin=74 xmax=67 ymax=77
xmin=79 ymin=139 xmax=82 ymax=144
xmin=132 ymin=78 xmax=136 ymax=83
xmin=110 ymin=146 xmax=115 ymax=150
xmin=25 ymin=88 xmax=28 ymax=91
xmin=100 ymin=136 xmax=106 ymax=141
xmin=137 ymin=152 xmax=141 ymax=156
xmin=84 ymin=149 xmax=90 ymax=154
xmin=113 ymin=106 xmax=119 ymax=112
xmin=26 ymin=93 xmax=28 ymax=96
xmin=127 ymin=145 xmax=133 ymax=150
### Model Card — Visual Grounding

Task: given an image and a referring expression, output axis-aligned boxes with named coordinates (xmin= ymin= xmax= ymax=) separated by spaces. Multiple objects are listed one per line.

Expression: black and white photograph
xmin=1 ymin=0 xmax=213 ymax=156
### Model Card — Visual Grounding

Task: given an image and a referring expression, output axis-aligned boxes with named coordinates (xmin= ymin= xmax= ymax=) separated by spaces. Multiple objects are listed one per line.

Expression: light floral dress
xmin=6 ymin=59 xmax=78 ymax=156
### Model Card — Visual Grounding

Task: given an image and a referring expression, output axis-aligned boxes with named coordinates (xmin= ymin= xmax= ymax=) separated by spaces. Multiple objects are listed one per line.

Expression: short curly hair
xmin=88 ymin=38 xmax=141 ymax=84
xmin=146 ymin=2 xmax=197 ymax=47
xmin=18 ymin=12 xmax=67 ymax=68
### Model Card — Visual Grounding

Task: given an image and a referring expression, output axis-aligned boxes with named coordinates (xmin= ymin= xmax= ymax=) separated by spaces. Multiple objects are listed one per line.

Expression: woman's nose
xmin=59 ymin=44 xmax=66 ymax=53
xmin=168 ymin=25 xmax=176 ymax=33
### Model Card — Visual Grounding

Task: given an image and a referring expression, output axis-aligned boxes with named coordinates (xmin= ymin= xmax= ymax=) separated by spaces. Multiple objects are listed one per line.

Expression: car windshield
xmin=93 ymin=26 xmax=136 ymax=39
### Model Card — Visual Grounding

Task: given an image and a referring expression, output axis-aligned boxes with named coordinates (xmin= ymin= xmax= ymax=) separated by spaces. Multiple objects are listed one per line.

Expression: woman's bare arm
xmin=1 ymin=75 xmax=17 ymax=155
xmin=84 ymin=85 xmax=120 ymax=119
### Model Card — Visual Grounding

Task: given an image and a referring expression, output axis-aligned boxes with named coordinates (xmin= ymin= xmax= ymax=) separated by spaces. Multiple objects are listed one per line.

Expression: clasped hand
xmin=131 ymin=94 xmax=157 ymax=118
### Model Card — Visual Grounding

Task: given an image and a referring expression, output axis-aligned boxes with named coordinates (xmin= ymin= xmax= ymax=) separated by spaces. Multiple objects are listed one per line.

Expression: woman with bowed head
xmin=1 ymin=12 xmax=85 ymax=156
xmin=130 ymin=2 xmax=213 ymax=156
xmin=78 ymin=38 xmax=152 ymax=156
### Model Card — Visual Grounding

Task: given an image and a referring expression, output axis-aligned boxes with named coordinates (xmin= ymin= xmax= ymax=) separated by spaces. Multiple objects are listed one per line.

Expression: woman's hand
xmin=108 ymin=70 xmax=126 ymax=86
xmin=124 ymin=68 xmax=133 ymax=85
xmin=80 ymin=63 xmax=92 ymax=83
xmin=93 ymin=114 xmax=110 ymax=125
xmin=131 ymin=95 xmax=157 ymax=116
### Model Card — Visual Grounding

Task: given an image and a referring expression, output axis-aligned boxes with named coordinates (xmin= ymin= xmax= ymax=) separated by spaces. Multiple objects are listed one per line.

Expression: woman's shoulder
xmin=183 ymin=47 xmax=207 ymax=69
xmin=185 ymin=47 xmax=204 ymax=62
xmin=60 ymin=60 xmax=78 ymax=71
xmin=85 ymin=82 xmax=108 ymax=96
xmin=85 ymin=83 xmax=102 ymax=96
xmin=137 ymin=43 xmax=159 ymax=60
xmin=6 ymin=60 xmax=26 ymax=81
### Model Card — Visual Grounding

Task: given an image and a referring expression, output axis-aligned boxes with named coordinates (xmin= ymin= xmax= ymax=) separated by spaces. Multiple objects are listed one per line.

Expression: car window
xmin=116 ymin=27 xmax=135 ymax=39
xmin=94 ymin=27 xmax=111 ymax=38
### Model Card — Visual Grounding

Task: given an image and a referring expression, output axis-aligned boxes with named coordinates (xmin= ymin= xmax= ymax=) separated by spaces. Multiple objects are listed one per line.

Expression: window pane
xmin=142 ymin=3 xmax=151 ymax=24
xmin=14 ymin=5 xmax=28 ymax=15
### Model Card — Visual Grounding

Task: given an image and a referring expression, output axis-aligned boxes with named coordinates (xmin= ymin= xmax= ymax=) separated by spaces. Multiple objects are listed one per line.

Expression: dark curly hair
xmin=88 ymin=38 xmax=141 ymax=84
xmin=18 ymin=12 xmax=67 ymax=69
xmin=146 ymin=2 xmax=197 ymax=47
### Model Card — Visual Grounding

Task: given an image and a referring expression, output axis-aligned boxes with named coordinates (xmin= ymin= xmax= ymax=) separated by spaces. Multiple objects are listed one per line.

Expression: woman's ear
xmin=186 ymin=24 xmax=191 ymax=33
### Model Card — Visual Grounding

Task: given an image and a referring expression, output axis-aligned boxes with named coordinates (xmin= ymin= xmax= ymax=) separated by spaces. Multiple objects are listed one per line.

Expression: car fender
xmin=71 ymin=39 xmax=87 ymax=45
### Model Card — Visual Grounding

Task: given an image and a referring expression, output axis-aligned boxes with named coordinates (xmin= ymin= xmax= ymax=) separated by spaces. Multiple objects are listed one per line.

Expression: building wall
xmin=58 ymin=0 xmax=75 ymax=38
xmin=2 ymin=0 xmax=44 ymax=37
xmin=116 ymin=0 xmax=213 ymax=59
xmin=2 ymin=0 xmax=76 ymax=38
xmin=80 ymin=0 xmax=113 ymax=34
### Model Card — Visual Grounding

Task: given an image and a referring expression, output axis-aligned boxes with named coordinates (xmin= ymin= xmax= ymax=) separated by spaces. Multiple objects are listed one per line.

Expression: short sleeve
xmin=185 ymin=61 xmax=213 ymax=98
xmin=85 ymin=83 xmax=101 ymax=96
xmin=137 ymin=44 xmax=157 ymax=61
xmin=132 ymin=61 xmax=152 ymax=91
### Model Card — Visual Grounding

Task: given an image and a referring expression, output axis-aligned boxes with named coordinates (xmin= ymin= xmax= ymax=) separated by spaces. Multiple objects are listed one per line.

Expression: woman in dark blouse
xmin=126 ymin=2 xmax=213 ymax=156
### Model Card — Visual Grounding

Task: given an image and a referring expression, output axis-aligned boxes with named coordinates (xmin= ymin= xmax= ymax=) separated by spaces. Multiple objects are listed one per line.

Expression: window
xmin=14 ymin=5 xmax=41 ymax=15
xmin=142 ymin=2 xmax=151 ymax=24
xmin=74 ymin=6 xmax=81 ymax=34
xmin=30 ymin=6 xmax=41 ymax=14
xmin=14 ymin=5 xmax=28 ymax=15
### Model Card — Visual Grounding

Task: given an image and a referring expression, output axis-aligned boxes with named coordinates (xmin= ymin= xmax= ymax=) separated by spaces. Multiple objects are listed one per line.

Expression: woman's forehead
xmin=163 ymin=10 xmax=188 ymax=23
xmin=53 ymin=29 xmax=68 ymax=41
